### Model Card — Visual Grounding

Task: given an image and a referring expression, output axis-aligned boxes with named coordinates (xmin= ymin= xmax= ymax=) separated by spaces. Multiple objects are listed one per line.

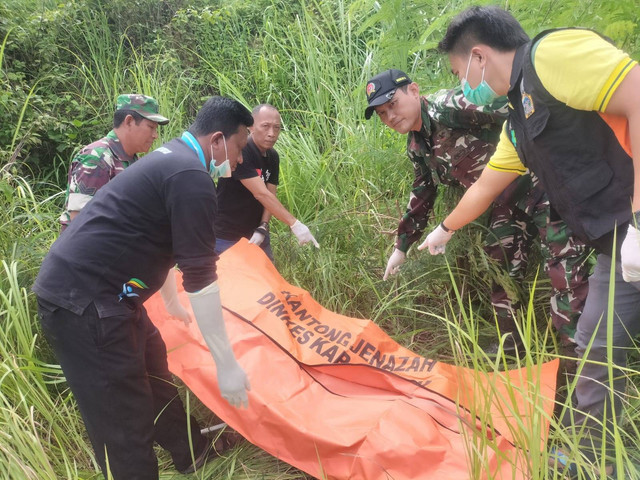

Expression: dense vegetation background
xmin=2 ymin=0 xmax=640 ymax=478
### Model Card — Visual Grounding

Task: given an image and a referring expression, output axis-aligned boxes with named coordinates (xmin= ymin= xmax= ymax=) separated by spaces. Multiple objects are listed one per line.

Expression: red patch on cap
xmin=366 ymin=82 xmax=376 ymax=97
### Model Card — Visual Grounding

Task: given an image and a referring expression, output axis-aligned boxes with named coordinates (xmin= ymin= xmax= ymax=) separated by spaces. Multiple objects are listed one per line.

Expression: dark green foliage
xmin=3 ymin=0 xmax=638 ymax=176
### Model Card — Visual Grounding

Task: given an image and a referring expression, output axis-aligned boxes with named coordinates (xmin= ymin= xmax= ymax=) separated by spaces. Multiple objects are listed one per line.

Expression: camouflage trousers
xmin=484 ymin=191 xmax=592 ymax=344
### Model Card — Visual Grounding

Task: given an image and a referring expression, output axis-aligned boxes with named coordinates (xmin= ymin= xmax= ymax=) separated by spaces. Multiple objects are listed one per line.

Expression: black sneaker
xmin=484 ymin=332 xmax=524 ymax=358
xmin=179 ymin=443 xmax=215 ymax=474
xmin=178 ymin=430 xmax=242 ymax=474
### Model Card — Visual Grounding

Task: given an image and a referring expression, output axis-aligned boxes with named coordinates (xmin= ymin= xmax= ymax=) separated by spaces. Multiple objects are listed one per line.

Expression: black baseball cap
xmin=364 ymin=69 xmax=412 ymax=120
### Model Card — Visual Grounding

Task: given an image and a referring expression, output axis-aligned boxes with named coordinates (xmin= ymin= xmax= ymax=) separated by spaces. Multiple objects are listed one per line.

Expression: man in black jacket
xmin=34 ymin=96 xmax=253 ymax=479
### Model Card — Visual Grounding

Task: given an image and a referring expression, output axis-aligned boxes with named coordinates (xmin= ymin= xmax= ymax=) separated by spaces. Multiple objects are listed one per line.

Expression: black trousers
xmin=38 ymin=298 xmax=207 ymax=479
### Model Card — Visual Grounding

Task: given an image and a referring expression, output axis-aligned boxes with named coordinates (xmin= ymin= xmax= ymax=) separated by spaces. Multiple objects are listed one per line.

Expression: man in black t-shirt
xmin=33 ymin=97 xmax=253 ymax=479
xmin=215 ymin=104 xmax=319 ymax=261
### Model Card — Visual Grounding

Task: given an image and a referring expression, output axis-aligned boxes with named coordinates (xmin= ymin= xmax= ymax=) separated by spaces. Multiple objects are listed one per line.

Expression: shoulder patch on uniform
xmin=522 ymin=92 xmax=535 ymax=119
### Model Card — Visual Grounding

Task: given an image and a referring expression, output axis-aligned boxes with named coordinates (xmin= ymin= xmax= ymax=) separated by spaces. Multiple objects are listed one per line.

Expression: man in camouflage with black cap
xmin=60 ymin=94 xmax=169 ymax=230
xmin=364 ymin=69 xmax=591 ymax=352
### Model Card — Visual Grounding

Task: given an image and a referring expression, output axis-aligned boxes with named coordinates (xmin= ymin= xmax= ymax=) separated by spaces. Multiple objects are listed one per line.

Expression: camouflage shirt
xmin=396 ymin=87 xmax=508 ymax=252
xmin=60 ymin=130 xmax=137 ymax=227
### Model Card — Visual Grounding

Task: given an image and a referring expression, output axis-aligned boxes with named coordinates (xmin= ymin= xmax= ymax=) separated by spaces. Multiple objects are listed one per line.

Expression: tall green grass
xmin=0 ymin=259 xmax=94 ymax=479
xmin=430 ymin=263 xmax=640 ymax=479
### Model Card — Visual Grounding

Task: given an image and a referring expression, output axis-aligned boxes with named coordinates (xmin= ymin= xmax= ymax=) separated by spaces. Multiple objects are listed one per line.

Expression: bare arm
xmin=240 ymin=177 xmax=296 ymax=226
xmin=603 ymin=65 xmax=640 ymax=211
xmin=443 ymin=167 xmax=519 ymax=231
xmin=260 ymin=183 xmax=277 ymax=224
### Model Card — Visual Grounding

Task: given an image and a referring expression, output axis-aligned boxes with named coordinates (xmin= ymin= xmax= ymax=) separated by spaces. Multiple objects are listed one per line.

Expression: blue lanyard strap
xmin=181 ymin=131 xmax=206 ymax=169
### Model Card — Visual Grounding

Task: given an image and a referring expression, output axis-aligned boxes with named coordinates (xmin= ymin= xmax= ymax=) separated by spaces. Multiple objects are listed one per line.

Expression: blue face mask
xmin=461 ymin=54 xmax=505 ymax=106
xmin=209 ymin=136 xmax=232 ymax=180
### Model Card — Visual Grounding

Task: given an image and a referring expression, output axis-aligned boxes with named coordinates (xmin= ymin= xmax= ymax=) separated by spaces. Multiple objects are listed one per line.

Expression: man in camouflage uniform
xmin=486 ymin=175 xmax=591 ymax=345
xmin=60 ymin=94 xmax=169 ymax=230
xmin=364 ymin=69 xmax=591 ymax=349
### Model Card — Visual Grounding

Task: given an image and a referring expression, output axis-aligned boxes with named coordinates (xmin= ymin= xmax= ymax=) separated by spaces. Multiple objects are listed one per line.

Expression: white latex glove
xmin=621 ymin=223 xmax=640 ymax=282
xmin=417 ymin=224 xmax=454 ymax=255
xmin=383 ymin=248 xmax=406 ymax=281
xmin=291 ymin=219 xmax=320 ymax=248
xmin=248 ymin=229 xmax=265 ymax=246
xmin=159 ymin=270 xmax=192 ymax=326
xmin=187 ymin=282 xmax=250 ymax=408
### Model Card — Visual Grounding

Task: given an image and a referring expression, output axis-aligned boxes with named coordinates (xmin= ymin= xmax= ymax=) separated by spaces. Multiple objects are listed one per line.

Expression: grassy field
xmin=2 ymin=0 xmax=640 ymax=478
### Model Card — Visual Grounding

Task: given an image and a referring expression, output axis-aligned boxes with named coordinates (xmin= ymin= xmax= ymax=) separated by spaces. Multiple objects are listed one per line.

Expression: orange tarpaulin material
xmin=145 ymin=239 xmax=559 ymax=480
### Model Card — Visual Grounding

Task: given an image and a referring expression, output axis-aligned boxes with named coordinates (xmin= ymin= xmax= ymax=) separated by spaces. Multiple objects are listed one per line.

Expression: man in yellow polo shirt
xmin=428 ymin=5 xmax=640 ymax=477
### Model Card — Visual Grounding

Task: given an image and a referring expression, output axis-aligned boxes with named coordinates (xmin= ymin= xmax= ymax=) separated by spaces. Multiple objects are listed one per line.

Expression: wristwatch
xmin=256 ymin=222 xmax=269 ymax=236
xmin=440 ymin=221 xmax=456 ymax=233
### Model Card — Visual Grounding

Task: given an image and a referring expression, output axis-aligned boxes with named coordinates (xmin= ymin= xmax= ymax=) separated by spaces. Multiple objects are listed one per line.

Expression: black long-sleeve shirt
xmin=33 ymin=137 xmax=218 ymax=317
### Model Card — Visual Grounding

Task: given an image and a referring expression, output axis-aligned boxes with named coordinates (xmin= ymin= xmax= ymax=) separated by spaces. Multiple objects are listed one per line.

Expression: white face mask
xmin=209 ymin=135 xmax=232 ymax=180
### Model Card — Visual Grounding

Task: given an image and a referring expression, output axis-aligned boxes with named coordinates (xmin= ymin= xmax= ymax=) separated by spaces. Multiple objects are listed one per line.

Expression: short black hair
xmin=189 ymin=96 xmax=254 ymax=138
xmin=438 ymin=6 xmax=529 ymax=55
xmin=252 ymin=104 xmax=279 ymax=116
xmin=113 ymin=110 xmax=144 ymax=128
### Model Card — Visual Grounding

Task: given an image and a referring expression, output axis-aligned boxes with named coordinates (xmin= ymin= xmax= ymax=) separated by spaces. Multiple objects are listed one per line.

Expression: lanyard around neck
xmin=181 ymin=131 xmax=206 ymax=169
